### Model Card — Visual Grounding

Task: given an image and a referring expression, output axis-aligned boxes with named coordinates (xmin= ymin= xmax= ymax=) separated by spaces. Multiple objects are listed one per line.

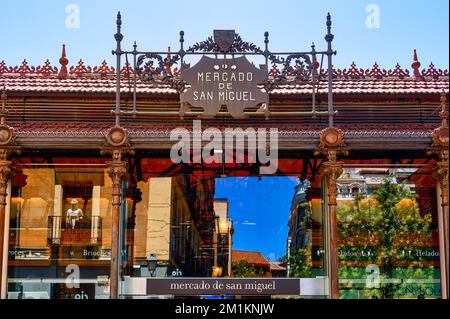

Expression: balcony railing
xmin=47 ymin=216 xmax=102 ymax=245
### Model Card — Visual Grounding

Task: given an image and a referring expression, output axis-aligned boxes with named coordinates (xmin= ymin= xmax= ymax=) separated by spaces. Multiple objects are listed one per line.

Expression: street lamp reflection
xmin=146 ymin=254 xmax=158 ymax=277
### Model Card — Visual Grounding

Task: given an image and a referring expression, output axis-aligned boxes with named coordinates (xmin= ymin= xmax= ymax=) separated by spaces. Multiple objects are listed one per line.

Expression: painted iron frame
xmin=111 ymin=12 xmax=337 ymax=126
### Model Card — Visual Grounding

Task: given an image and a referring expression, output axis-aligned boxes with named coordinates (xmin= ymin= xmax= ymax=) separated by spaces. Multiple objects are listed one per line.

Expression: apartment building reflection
xmin=7 ymin=170 xmax=229 ymax=298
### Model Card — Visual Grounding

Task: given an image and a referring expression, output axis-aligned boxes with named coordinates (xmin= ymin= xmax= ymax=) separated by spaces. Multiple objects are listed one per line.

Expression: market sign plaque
xmin=146 ymin=278 xmax=300 ymax=296
xmin=180 ymin=55 xmax=267 ymax=119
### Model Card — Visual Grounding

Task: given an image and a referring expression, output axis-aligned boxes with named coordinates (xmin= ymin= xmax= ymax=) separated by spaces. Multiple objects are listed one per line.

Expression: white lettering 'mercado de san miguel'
xmin=180 ymin=56 xmax=267 ymax=119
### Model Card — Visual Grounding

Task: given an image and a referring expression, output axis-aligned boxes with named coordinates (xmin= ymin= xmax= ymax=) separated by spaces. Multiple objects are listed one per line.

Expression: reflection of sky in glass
xmin=214 ymin=176 xmax=297 ymax=262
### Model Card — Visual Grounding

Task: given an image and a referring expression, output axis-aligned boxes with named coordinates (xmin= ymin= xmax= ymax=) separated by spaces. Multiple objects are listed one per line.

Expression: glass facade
xmin=336 ymin=164 xmax=441 ymax=299
xmin=7 ymin=165 xmax=113 ymax=299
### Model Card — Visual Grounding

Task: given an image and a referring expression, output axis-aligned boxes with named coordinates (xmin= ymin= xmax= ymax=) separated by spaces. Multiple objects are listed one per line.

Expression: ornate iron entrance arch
xmin=104 ymin=12 xmax=346 ymax=300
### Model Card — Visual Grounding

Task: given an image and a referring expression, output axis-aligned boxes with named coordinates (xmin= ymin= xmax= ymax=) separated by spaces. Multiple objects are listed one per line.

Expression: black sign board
xmin=180 ymin=56 xmax=267 ymax=119
xmin=146 ymin=278 xmax=300 ymax=296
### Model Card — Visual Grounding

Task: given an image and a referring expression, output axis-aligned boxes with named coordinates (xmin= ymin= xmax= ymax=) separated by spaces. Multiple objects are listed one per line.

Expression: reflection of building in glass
xmin=7 ymin=171 xmax=219 ymax=298
xmin=133 ymin=175 xmax=217 ymax=278
xmin=286 ymin=178 xmax=325 ymax=277
xmin=287 ymin=179 xmax=311 ymax=253
xmin=270 ymin=262 xmax=287 ymax=277
xmin=8 ymin=168 xmax=114 ymax=299
xmin=335 ymin=166 xmax=441 ymax=299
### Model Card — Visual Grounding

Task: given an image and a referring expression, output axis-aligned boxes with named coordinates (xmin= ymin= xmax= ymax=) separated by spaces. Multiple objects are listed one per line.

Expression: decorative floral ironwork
xmin=136 ymin=53 xmax=185 ymax=91
xmin=136 ymin=53 xmax=169 ymax=80
xmin=266 ymin=53 xmax=313 ymax=88
xmin=187 ymin=33 xmax=263 ymax=54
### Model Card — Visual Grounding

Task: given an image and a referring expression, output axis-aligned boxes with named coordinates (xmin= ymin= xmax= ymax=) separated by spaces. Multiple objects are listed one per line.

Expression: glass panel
xmin=336 ymin=164 xmax=441 ymax=299
xmin=119 ymin=174 xmax=327 ymax=299
xmin=10 ymin=162 xmax=441 ymax=299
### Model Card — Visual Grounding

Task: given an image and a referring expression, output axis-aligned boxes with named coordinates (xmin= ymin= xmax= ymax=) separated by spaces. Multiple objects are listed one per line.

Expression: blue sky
xmin=0 ymin=0 xmax=448 ymax=70
xmin=215 ymin=176 xmax=297 ymax=261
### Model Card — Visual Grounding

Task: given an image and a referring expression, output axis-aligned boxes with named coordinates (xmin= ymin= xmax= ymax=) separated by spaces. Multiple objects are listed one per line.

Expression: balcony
xmin=47 ymin=216 xmax=102 ymax=246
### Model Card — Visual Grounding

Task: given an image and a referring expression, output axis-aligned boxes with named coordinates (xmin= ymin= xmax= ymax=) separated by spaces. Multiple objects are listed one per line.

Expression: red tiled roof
xmin=232 ymin=250 xmax=270 ymax=267
xmin=0 ymin=59 xmax=448 ymax=95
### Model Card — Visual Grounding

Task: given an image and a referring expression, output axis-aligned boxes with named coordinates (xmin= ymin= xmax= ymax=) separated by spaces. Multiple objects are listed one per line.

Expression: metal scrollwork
xmin=268 ymin=53 xmax=313 ymax=86
xmin=187 ymin=33 xmax=263 ymax=54
xmin=112 ymin=11 xmax=336 ymax=124
xmin=186 ymin=36 xmax=217 ymax=53
xmin=229 ymin=34 xmax=263 ymax=53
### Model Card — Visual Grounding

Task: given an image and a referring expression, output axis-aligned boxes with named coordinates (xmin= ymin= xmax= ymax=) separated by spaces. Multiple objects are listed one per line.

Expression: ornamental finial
xmin=326 ymin=12 xmax=332 ymax=30
xmin=58 ymin=44 xmax=68 ymax=80
xmin=116 ymin=11 xmax=122 ymax=26
xmin=411 ymin=48 xmax=421 ymax=78
xmin=179 ymin=30 xmax=184 ymax=43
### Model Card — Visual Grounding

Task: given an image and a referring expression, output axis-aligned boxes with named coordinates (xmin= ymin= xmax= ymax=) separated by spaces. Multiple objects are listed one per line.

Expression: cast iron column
xmin=107 ymin=153 xmax=127 ymax=299
xmin=0 ymin=90 xmax=21 ymax=297
xmin=322 ymin=160 xmax=343 ymax=299
xmin=102 ymin=126 xmax=133 ymax=299
xmin=314 ymin=127 xmax=348 ymax=299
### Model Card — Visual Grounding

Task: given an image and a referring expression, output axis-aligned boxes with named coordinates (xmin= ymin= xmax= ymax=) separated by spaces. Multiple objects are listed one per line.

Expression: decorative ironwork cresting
xmin=111 ymin=12 xmax=337 ymax=124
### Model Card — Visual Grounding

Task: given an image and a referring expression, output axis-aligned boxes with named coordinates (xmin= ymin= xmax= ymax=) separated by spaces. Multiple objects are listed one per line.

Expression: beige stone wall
xmin=91 ymin=185 xmax=101 ymax=241
xmin=52 ymin=185 xmax=63 ymax=240
xmin=146 ymin=177 xmax=172 ymax=261
xmin=19 ymin=168 xmax=55 ymax=248
xmin=100 ymin=169 xmax=112 ymax=248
